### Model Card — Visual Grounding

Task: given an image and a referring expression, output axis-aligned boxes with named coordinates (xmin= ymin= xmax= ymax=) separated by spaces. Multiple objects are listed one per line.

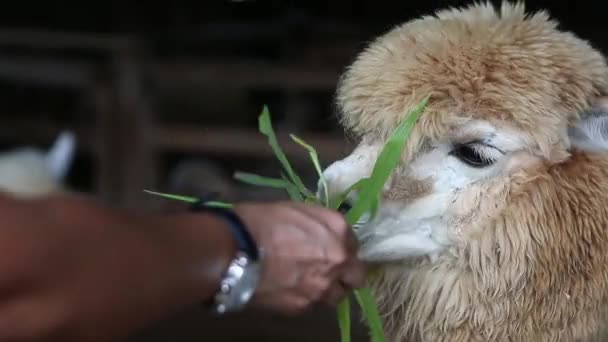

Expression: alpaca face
xmin=323 ymin=120 xmax=534 ymax=262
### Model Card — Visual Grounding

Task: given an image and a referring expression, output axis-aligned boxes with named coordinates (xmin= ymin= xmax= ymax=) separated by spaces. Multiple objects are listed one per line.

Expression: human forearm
xmin=0 ymin=192 xmax=368 ymax=341
xmin=0 ymin=192 xmax=236 ymax=341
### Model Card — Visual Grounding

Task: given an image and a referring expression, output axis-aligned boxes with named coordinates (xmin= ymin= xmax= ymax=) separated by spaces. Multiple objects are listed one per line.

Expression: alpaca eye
xmin=449 ymin=143 xmax=496 ymax=168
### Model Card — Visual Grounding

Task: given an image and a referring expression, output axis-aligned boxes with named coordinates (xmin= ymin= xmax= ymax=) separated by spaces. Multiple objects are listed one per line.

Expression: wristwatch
xmin=191 ymin=200 xmax=263 ymax=314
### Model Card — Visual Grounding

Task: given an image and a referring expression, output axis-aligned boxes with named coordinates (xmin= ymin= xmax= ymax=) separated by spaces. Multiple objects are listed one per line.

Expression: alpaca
xmin=0 ymin=131 xmax=76 ymax=198
xmin=321 ymin=2 xmax=608 ymax=341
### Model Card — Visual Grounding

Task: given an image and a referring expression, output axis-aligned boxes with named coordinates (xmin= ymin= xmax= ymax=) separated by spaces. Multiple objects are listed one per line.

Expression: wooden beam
xmin=168 ymin=19 xmax=365 ymax=43
xmin=0 ymin=119 xmax=96 ymax=150
xmin=0 ymin=55 xmax=95 ymax=87
xmin=155 ymin=125 xmax=353 ymax=162
xmin=147 ymin=60 xmax=341 ymax=90
xmin=0 ymin=29 xmax=132 ymax=51
xmin=0 ymin=119 xmax=354 ymax=162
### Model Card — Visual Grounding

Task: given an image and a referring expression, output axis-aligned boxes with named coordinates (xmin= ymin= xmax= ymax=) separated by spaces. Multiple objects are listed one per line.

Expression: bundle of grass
xmin=146 ymin=97 xmax=428 ymax=342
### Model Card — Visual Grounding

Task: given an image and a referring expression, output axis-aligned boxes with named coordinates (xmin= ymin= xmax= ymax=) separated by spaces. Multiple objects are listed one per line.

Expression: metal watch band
xmin=212 ymin=251 xmax=259 ymax=314
xmin=189 ymin=197 xmax=261 ymax=314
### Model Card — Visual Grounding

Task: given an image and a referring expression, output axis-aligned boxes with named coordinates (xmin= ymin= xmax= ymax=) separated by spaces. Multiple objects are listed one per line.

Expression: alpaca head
xmin=324 ymin=1 xmax=608 ymax=263
xmin=322 ymin=2 xmax=608 ymax=340
xmin=0 ymin=131 xmax=76 ymax=198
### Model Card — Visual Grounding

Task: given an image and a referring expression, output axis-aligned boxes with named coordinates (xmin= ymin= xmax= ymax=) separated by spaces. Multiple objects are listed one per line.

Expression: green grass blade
xmin=143 ymin=190 xmax=233 ymax=208
xmin=290 ymin=133 xmax=329 ymax=206
xmin=354 ymin=288 xmax=385 ymax=342
xmin=280 ymin=173 xmax=305 ymax=202
xmin=369 ymin=195 xmax=381 ymax=220
xmin=234 ymin=171 xmax=289 ymax=189
xmin=258 ymin=106 xmax=314 ymax=198
xmin=143 ymin=190 xmax=198 ymax=203
xmin=337 ymin=298 xmax=351 ymax=342
xmin=330 ymin=178 xmax=370 ymax=210
xmin=345 ymin=95 xmax=429 ymax=224
xmin=201 ymin=201 xmax=234 ymax=209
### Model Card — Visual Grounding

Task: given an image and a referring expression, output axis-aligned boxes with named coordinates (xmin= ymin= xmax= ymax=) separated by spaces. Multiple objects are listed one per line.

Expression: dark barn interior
xmin=0 ymin=0 xmax=603 ymax=341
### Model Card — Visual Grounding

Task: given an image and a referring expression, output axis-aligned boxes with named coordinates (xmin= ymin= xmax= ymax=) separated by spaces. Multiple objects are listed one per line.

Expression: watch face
xmin=214 ymin=252 xmax=263 ymax=314
xmin=234 ymin=261 xmax=261 ymax=306
xmin=219 ymin=258 xmax=261 ymax=312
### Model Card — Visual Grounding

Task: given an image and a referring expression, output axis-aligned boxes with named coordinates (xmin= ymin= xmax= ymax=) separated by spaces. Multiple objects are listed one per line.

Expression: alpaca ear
xmin=45 ymin=130 xmax=76 ymax=181
xmin=568 ymin=99 xmax=608 ymax=153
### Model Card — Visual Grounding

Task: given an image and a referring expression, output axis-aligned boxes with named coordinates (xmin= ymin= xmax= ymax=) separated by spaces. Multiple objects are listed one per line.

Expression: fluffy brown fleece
xmin=338 ymin=2 xmax=608 ymax=163
xmin=335 ymin=2 xmax=608 ymax=341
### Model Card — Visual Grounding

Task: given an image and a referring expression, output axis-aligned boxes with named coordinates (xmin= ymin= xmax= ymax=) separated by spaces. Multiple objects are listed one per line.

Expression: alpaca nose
xmin=318 ymin=166 xmax=357 ymax=213
xmin=319 ymin=159 xmax=349 ymax=197
xmin=316 ymin=176 xmax=354 ymax=214
xmin=318 ymin=165 xmax=347 ymax=206
xmin=337 ymin=201 xmax=353 ymax=214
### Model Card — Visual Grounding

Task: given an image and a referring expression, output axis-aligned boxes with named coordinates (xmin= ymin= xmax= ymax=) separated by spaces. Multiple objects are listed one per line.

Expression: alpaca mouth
xmin=356 ymin=231 xmax=443 ymax=262
xmin=352 ymin=211 xmax=446 ymax=263
xmin=334 ymin=195 xmax=446 ymax=262
xmin=352 ymin=214 xmax=395 ymax=260
xmin=337 ymin=201 xmax=353 ymax=215
xmin=337 ymin=198 xmax=373 ymax=233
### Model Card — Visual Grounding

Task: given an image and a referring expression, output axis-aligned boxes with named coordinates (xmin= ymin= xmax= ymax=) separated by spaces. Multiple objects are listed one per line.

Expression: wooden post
xmin=111 ymin=45 xmax=159 ymax=210
xmin=91 ymin=83 xmax=122 ymax=204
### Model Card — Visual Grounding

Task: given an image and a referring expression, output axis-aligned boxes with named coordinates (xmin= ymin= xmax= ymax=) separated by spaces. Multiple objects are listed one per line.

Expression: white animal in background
xmin=0 ymin=131 xmax=76 ymax=198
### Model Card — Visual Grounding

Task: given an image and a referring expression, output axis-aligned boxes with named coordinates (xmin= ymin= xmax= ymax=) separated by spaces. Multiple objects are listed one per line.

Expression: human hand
xmin=232 ymin=201 xmax=367 ymax=315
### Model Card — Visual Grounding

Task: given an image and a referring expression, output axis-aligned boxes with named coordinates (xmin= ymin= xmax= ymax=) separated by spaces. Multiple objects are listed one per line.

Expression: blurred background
xmin=0 ymin=0 xmax=604 ymax=341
